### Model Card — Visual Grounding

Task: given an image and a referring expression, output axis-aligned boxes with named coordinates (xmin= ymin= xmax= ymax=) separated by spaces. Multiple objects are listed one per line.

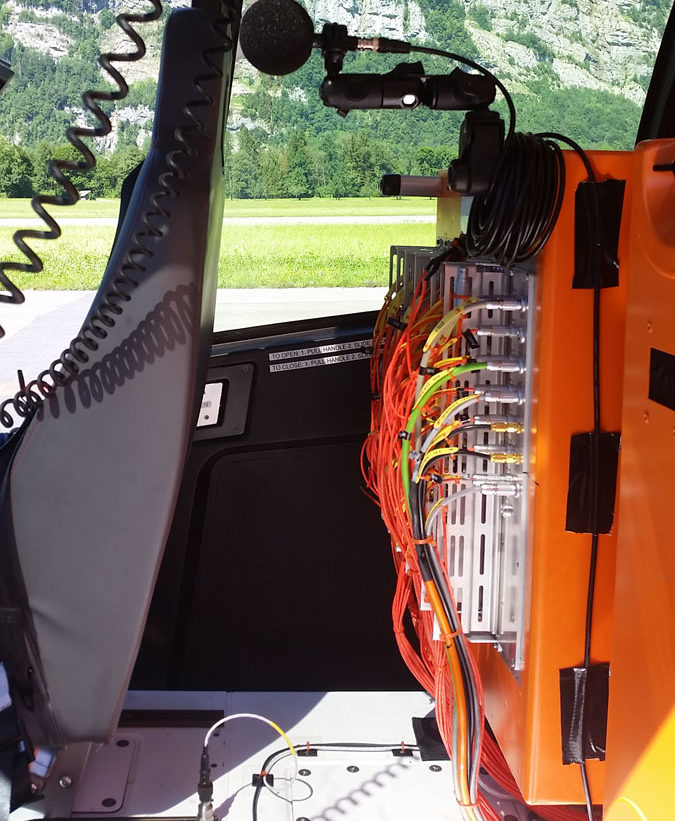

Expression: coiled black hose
xmin=466 ymin=131 xmax=566 ymax=267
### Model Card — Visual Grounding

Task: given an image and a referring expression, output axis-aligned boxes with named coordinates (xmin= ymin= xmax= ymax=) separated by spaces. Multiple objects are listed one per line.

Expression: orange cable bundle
xmin=364 ymin=254 xmax=583 ymax=821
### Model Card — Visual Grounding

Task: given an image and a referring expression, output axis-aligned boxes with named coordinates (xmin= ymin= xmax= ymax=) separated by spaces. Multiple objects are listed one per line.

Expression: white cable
xmin=425 ymin=486 xmax=480 ymax=531
xmin=203 ymin=712 xmax=298 ymax=802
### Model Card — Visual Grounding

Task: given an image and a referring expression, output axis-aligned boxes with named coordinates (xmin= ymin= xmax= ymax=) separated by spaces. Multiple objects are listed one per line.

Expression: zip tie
xmin=398 ymin=430 xmax=412 ymax=440
xmin=440 ymin=628 xmax=463 ymax=645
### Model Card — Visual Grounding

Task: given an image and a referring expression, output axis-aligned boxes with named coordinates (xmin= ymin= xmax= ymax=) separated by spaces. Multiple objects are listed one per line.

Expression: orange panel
xmin=474 ymin=150 xmax=634 ymax=804
xmin=605 ymin=139 xmax=675 ymax=821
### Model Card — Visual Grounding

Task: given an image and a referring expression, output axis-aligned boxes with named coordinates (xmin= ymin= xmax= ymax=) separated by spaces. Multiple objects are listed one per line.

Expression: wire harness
xmin=363 ymin=244 xmax=587 ymax=821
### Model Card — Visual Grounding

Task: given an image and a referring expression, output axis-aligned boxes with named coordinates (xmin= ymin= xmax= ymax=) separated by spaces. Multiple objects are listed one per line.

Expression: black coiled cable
xmin=0 ymin=1 xmax=164 ymax=338
xmin=466 ymin=131 xmax=566 ymax=267
xmin=1 ymin=0 xmax=238 ymax=429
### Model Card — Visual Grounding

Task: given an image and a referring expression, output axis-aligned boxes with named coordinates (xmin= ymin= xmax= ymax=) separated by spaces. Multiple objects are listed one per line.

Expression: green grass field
xmin=0 ymin=196 xmax=436 ymax=220
xmin=0 ymin=221 xmax=436 ymax=289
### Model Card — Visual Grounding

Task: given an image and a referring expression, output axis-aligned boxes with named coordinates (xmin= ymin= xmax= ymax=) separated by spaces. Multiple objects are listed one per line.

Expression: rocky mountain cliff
xmin=0 ymin=0 xmax=670 ymax=152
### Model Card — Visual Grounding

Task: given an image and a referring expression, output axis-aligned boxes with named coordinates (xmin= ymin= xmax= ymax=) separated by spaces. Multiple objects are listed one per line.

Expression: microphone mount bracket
xmin=315 ymin=23 xmax=359 ymax=77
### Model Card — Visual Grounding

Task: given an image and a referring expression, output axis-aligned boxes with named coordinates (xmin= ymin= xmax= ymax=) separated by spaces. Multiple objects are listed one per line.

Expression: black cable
xmin=409 ymin=44 xmax=516 ymax=139
xmin=424 ymin=539 xmax=483 ymax=799
xmin=410 ymin=477 xmax=483 ymax=803
xmin=578 ymin=152 xmax=600 ymax=821
xmin=251 ymin=742 xmax=421 ymax=821
xmin=466 ymin=132 xmax=565 ymax=266
xmin=579 ymin=760 xmax=594 ymax=821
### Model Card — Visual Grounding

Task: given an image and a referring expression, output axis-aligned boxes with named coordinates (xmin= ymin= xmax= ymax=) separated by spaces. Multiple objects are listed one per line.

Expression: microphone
xmin=239 ymin=0 xmax=411 ymax=76
xmin=239 ymin=0 xmax=315 ymax=76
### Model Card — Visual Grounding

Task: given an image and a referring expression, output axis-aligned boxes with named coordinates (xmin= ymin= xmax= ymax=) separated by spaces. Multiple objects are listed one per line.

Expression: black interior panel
xmin=132 ymin=312 xmax=419 ymax=691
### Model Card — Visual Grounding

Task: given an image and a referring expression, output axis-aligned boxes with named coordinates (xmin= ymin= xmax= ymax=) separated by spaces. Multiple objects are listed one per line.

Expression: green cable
xmin=401 ymin=361 xmax=487 ymax=506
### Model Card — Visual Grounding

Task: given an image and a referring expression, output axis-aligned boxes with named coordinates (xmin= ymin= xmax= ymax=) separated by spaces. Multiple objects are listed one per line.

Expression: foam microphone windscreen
xmin=239 ymin=0 xmax=315 ymax=76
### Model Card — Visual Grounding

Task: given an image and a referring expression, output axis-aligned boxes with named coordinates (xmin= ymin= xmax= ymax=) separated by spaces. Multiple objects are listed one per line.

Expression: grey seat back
xmin=0 ymin=2 xmax=235 ymax=746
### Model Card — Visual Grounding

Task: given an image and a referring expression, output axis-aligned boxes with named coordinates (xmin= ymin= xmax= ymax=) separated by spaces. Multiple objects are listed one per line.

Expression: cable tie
xmin=419 ymin=365 xmax=439 ymax=376
xmin=398 ymin=430 xmax=412 ymax=440
xmin=412 ymin=536 xmax=436 ymax=546
xmin=429 ymin=473 xmax=444 ymax=484
xmin=387 ymin=317 xmax=407 ymax=331
xmin=440 ymin=628 xmax=463 ymax=645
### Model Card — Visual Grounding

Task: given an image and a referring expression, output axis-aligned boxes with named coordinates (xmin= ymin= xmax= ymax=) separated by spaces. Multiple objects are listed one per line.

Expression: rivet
xmin=347 ymin=765 xmax=360 ymax=773
xmin=643 ymin=411 xmax=650 ymax=423
xmin=298 ymin=768 xmax=311 ymax=776
xmin=647 ymin=320 xmax=654 ymax=333
xmin=101 ymin=798 xmax=117 ymax=808
xmin=429 ymin=764 xmax=442 ymax=772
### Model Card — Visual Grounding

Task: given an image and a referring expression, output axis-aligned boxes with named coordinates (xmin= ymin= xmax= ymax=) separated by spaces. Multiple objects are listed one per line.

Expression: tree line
xmin=223 ymin=127 xmax=454 ymax=200
xmin=0 ymin=137 xmax=144 ymax=198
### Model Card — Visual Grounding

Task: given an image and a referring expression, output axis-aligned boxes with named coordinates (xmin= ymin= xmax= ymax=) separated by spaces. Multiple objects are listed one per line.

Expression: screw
xmin=347 ymin=765 xmax=360 ymax=773
xmin=58 ymin=776 xmax=72 ymax=789
xmin=429 ymin=764 xmax=442 ymax=772
xmin=298 ymin=768 xmax=311 ymax=777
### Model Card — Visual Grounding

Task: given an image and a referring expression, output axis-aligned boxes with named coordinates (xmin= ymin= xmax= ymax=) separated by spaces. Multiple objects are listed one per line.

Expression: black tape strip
xmin=565 ymin=431 xmax=620 ymax=534
xmin=462 ymin=329 xmax=480 ymax=350
xmin=573 ymin=179 xmax=625 ymax=289
xmin=649 ymin=348 xmax=675 ymax=412
xmin=412 ymin=716 xmax=450 ymax=761
xmin=559 ymin=663 xmax=609 ymax=765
